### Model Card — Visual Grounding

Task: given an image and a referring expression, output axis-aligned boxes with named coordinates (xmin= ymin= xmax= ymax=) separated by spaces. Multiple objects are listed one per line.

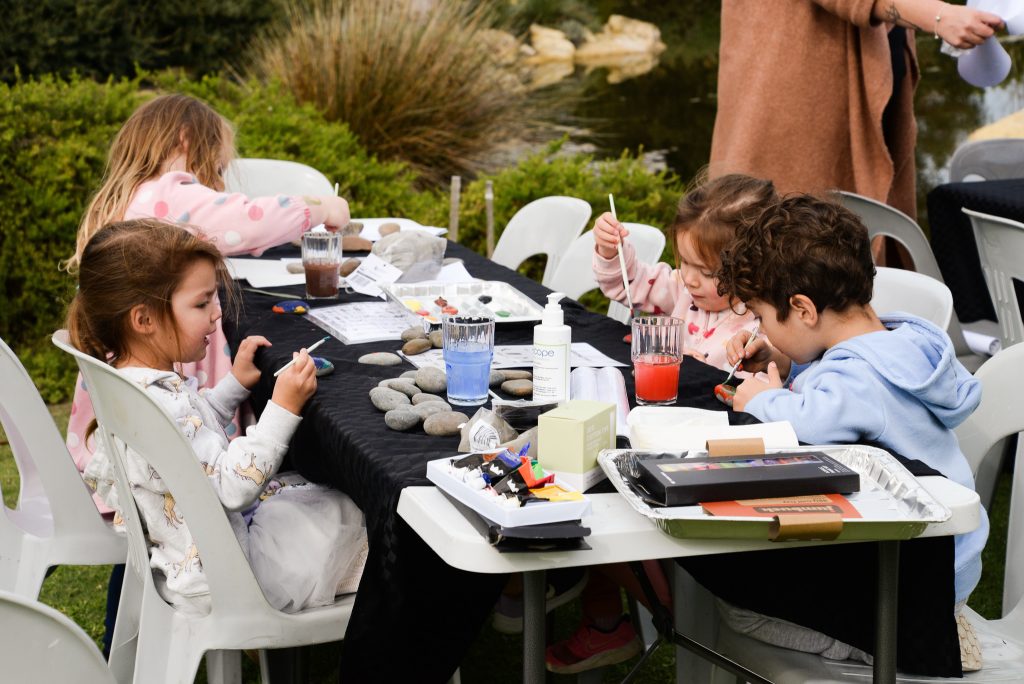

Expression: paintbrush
xmin=273 ymin=335 xmax=331 ymax=377
xmin=608 ymin=194 xmax=635 ymax=316
xmin=721 ymin=321 xmax=761 ymax=387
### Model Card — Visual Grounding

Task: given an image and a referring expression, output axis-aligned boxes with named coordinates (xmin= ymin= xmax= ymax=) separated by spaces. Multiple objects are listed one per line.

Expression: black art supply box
xmin=638 ymin=451 xmax=860 ymax=507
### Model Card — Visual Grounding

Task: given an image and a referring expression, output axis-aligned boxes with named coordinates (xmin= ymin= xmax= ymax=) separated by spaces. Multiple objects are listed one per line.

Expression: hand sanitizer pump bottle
xmin=533 ymin=292 xmax=571 ymax=402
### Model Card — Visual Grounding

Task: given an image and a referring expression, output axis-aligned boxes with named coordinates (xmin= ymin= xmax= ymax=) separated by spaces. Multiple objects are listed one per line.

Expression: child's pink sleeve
xmin=125 ymin=172 xmax=314 ymax=256
xmin=67 ymin=376 xmax=114 ymax=515
xmin=592 ymin=240 xmax=679 ymax=316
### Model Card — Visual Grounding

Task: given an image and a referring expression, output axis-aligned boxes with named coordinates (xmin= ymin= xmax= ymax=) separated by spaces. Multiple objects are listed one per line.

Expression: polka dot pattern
xmin=177 ymin=211 xmax=191 ymax=223
xmin=154 ymin=201 xmax=169 ymax=218
xmin=277 ymin=196 xmax=291 ymax=207
xmin=248 ymin=205 xmax=264 ymax=221
xmin=214 ymin=195 xmax=228 ymax=205
xmin=225 ymin=423 xmax=237 ymax=436
xmin=224 ymin=231 xmax=242 ymax=246
xmin=223 ymin=343 xmax=232 ymax=357
xmin=196 ymin=370 xmax=208 ymax=385
xmin=67 ymin=432 xmax=80 ymax=448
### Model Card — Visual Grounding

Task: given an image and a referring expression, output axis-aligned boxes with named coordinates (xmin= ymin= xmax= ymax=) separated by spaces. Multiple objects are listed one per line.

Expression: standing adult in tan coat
xmin=711 ymin=0 xmax=1004 ymax=219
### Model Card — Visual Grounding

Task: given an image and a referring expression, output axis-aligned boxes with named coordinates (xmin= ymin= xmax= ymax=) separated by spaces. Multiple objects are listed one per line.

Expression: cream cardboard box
xmin=538 ymin=400 xmax=616 ymax=491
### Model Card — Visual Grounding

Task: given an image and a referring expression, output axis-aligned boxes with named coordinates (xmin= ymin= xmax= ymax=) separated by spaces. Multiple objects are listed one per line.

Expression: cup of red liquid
xmin=631 ymin=316 xmax=684 ymax=405
xmin=302 ymin=229 xmax=342 ymax=299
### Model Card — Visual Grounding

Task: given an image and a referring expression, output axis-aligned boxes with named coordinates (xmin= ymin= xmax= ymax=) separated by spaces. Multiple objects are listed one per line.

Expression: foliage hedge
xmin=0 ymin=0 xmax=284 ymax=83
xmin=1 ymin=73 xmax=682 ymax=403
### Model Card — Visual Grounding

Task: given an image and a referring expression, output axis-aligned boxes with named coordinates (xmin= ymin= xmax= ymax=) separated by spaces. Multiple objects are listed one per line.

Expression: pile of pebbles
xmin=365 ymin=364 xmax=535 ymax=435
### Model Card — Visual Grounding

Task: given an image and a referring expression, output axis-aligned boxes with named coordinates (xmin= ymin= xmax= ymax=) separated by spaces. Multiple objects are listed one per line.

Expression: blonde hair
xmin=66 ymin=94 xmax=235 ymax=273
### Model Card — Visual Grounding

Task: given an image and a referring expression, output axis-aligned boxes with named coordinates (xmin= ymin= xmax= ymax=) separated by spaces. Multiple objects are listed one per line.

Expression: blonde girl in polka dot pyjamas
xmin=64 ymin=93 xmax=351 ymax=512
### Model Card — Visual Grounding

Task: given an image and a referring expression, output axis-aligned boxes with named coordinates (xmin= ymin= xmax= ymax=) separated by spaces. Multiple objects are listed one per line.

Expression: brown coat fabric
xmin=710 ymin=0 xmax=920 ymax=218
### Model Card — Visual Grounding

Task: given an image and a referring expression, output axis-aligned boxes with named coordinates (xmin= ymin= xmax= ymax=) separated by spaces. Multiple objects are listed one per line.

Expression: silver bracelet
xmin=934 ymin=13 xmax=942 ymax=40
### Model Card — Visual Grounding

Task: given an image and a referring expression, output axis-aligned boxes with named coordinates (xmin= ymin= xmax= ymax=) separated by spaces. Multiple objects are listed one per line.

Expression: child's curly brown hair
xmin=716 ymin=194 xmax=876 ymax=320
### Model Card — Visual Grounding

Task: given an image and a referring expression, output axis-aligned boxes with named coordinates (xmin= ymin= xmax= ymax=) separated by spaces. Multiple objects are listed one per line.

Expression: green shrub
xmin=0 ymin=0 xmax=285 ymax=83
xmin=0 ymin=72 xmax=440 ymax=401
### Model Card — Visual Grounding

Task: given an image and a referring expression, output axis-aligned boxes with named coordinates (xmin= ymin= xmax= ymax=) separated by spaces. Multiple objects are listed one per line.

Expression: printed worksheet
xmin=400 ymin=343 xmax=627 ymax=371
xmin=307 ymin=302 xmax=411 ymax=344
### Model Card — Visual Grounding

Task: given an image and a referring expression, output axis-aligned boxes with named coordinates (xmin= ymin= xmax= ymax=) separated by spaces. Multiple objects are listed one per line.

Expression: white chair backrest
xmin=490 ymin=196 xmax=592 ymax=287
xmin=607 ymin=222 xmax=667 ymax=324
xmin=871 ymin=267 xmax=954 ymax=330
xmin=953 ymin=342 xmax=1024 ymax=616
xmin=963 ymin=208 xmax=1024 ymax=348
xmin=224 ymin=158 xmax=334 ymax=198
xmin=0 ymin=589 xmax=115 ymax=683
xmin=51 ymin=331 xmax=269 ymax=616
xmin=547 ymin=231 xmax=599 ymax=301
xmin=0 ymin=336 xmax=125 ymax=596
xmin=949 ymin=138 xmax=1024 ymax=183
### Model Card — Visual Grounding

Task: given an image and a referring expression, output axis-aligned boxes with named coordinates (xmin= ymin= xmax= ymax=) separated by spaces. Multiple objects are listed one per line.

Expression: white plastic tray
xmin=426 ymin=456 xmax=592 ymax=527
xmin=382 ymin=281 xmax=544 ymax=325
xmin=598 ymin=445 xmax=951 ymax=541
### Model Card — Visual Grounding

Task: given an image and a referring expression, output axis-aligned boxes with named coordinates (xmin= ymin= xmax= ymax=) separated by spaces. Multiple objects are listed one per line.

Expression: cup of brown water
xmin=302 ymin=229 xmax=342 ymax=299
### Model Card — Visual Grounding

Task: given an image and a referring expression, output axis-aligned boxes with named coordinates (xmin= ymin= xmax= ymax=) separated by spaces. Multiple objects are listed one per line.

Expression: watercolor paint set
xmin=382 ymin=281 xmax=545 ymax=326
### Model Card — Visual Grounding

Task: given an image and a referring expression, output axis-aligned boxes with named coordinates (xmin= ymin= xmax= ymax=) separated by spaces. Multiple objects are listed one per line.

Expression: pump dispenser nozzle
xmin=543 ymin=292 xmax=565 ymax=326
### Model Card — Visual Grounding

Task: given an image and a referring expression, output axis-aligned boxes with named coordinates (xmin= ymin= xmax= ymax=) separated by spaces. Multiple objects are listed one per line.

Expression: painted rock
xmin=423 ymin=411 xmax=469 ymax=436
xmin=402 ymin=338 xmax=432 ymax=356
xmin=369 ymin=387 xmax=411 ymax=412
xmin=414 ymin=367 xmax=448 ymax=394
xmin=401 ymin=326 xmax=427 ymax=342
xmin=384 ymin=408 xmax=421 ymax=431
xmin=340 ymin=258 xmax=361 ymax=277
xmin=378 ymin=379 xmax=419 ymax=398
xmin=411 ymin=401 xmax=451 ymax=419
xmin=428 ymin=330 xmax=444 ymax=348
xmin=713 ymin=383 xmax=736 ymax=408
xmin=500 ymin=379 xmax=533 ymax=397
xmin=312 ymin=356 xmax=335 ymax=377
xmin=358 ymin=352 xmax=403 ymax=366
xmin=412 ymin=392 xmax=446 ymax=405
xmin=272 ymin=300 xmax=308 ymax=315
xmin=478 ymin=295 xmax=492 ymax=304
xmin=501 ymin=369 xmax=532 ymax=380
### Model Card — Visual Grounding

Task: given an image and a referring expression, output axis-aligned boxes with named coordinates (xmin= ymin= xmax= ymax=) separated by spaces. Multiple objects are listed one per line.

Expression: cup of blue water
xmin=442 ymin=315 xmax=495 ymax=406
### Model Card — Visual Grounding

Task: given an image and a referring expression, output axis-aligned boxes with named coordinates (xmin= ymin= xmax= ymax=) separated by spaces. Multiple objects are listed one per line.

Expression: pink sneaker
xmin=545 ymin=616 xmax=643 ymax=674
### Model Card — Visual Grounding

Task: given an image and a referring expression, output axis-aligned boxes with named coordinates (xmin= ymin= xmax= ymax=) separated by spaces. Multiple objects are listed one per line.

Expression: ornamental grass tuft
xmin=246 ymin=0 xmax=550 ymax=183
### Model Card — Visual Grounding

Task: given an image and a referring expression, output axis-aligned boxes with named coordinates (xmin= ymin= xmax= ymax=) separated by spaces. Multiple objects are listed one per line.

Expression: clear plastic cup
xmin=301 ymin=230 xmax=342 ymax=299
xmin=631 ymin=316 xmax=685 ymax=405
xmin=442 ymin=315 xmax=495 ymax=406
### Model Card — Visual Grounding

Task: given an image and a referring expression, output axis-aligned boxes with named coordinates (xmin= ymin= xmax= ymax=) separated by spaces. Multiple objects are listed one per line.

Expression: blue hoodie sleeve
xmin=743 ymin=359 xmax=887 ymax=445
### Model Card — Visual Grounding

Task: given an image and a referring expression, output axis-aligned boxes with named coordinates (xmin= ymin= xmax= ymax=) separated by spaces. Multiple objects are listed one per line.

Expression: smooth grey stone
xmin=400 ymin=370 xmax=419 ymax=379
xmin=488 ymin=370 xmax=506 ymax=387
xmin=428 ymin=330 xmax=444 ymax=348
xmin=402 ymin=338 xmax=432 ymax=356
xmin=414 ymin=367 xmax=448 ymax=394
xmin=500 ymin=379 xmax=533 ymax=397
xmin=502 ymin=369 xmax=532 ymax=380
xmin=424 ymin=411 xmax=469 ymax=437
xmin=401 ymin=326 xmax=427 ymax=342
xmin=385 ymin=409 xmax=421 ymax=431
xmin=411 ymin=401 xmax=452 ymax=419
xmin=378 ymin=379 xmax=419 ymax=397
xmin=358 ymin=352 xmax=403 ymax=366
xmin=285 ymin=262 xmax=305 ymax=274
xmin=369 ymin=387 xmax=411 ymax=412
xmin=412 ymin=392 xmax=446 ymax=405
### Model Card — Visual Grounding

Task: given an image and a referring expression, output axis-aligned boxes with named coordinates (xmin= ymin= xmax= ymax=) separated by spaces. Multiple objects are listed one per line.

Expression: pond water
xmin=552 ymin=3 xmax=1024 ymax=225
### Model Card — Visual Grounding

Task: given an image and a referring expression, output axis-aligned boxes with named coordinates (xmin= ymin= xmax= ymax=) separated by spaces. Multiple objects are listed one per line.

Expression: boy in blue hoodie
xmin=717 ymin=194 xmax=987 ymax=670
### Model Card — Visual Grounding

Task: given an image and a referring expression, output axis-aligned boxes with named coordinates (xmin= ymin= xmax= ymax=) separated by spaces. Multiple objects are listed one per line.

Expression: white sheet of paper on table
xmin=226 ymin=258 xmax=307 ymax=287
xmin=306 ymin=301 xmax=412 ymax=344
xmin=400 ymin=343 xmax=627 ymax=372
xmin=346 ymin=253 xmax=404 ymax=298
xmin=627 ymin=415 xmax=799 ymax=452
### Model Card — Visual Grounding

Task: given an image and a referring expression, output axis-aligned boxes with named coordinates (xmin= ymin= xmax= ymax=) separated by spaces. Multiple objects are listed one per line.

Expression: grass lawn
xmin=0 ymin=402 xmax=1011 ymax=683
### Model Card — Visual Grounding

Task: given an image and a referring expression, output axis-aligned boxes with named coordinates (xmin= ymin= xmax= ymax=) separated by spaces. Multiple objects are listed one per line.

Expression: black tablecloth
xmin=927 ymin=178 xmax=1024 ymax=322
xmin=223 ymin=241 xmax=958 ymax=680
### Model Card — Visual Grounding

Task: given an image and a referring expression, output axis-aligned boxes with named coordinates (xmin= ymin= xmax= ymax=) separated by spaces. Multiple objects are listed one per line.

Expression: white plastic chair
xmin=871 ymin=266 xmax=954 ymax=331
xmin=0 ymin=336 xmax=125 ymax=598
xmin=0 ymin=588 xmax=116 ymax=683
xmin=490 ymin=196 xmax=591 ymax=287
xmin=949 ymin=139 xmax=1024 ymax=183
xmin=547 ymin=223 xmax=667 ymax=324
xmin=224 ymin=158 xmax=334 ymax=197
xmin=963 ymin=208 xmax=1024 ymax=349
xmin=52 ymin=330 xmax=354 ymax=684
xmin=836 ymin=190 xmax=980 ymax=369
xmin=709 ymin=342 xmax=1024 ymax=683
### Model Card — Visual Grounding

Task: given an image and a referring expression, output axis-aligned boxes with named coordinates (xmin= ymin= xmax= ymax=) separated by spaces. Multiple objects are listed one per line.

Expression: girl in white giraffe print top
xmin=72 ymin=219 xmax=366 ymax=615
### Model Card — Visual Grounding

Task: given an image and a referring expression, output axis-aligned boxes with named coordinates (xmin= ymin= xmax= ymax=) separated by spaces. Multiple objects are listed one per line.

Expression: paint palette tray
xmin=598 ymin=445 xmax=952 ymax=541
xmin=382 ymin=281 xmax=544 ymax=325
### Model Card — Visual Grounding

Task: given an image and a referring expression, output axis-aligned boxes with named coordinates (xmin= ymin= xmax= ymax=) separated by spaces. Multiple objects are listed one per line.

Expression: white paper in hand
xmin=346 ymin=253 xmax=403 ymax=299
xmin=958 ymin=0 xmax=1024 ymax=87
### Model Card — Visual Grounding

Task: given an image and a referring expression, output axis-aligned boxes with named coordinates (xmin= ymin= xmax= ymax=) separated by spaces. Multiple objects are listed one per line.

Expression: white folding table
xmin=398 ymin=477 xmax=980 ymax=684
